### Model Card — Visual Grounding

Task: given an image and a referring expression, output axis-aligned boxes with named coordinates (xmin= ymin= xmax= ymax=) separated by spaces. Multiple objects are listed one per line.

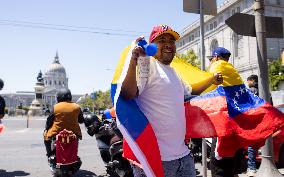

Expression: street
xmin=0 ymin=116 xmax=107 ymax=177
xmin=0 ymin=116 xmax=284 ymax=177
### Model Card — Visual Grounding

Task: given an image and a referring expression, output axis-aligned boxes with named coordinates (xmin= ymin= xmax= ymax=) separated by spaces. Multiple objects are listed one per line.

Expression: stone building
xmin=1 ymin=52 xmax=82 ymax=113
xmin=177 ymin=0 xmax=284 ymax=81
xmin=43 ymin=52 xmax=69 ymax=107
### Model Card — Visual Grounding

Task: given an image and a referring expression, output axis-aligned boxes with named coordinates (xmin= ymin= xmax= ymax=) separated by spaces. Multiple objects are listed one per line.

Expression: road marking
xmin=15 ymin=129 xmax=30 ymax=133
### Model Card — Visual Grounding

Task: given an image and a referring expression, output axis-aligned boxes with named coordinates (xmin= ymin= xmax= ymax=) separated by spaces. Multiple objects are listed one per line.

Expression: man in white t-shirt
xmin=120 ymin=25 xmax=223 ymax=177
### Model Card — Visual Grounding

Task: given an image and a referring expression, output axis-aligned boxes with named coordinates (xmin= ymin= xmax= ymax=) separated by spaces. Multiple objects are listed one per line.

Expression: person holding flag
xmin=118 ymin=25 xmax=223 ymax=177
xmin=186 ymin=47 xmax=284 ymax=177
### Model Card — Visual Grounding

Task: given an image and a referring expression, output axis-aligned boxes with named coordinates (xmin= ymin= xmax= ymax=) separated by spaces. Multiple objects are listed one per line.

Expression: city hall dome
xmin=43 ymin=52 xmax=68 ymax=90
xmin=45 ymin=53 xmax=66 ymax=75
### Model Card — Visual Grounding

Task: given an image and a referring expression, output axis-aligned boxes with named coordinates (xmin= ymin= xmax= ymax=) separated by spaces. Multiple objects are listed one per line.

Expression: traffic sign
xmin=225 ymin=13 xmax=283 ymax=38
xmin=183 ymin=0 xmax=217 ymax=16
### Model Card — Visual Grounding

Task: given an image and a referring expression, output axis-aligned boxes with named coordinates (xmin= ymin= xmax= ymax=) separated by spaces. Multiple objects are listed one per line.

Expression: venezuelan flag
xmin=111 ymin=41 xmax=213 ymax=177
xmin=185 ymin=60 xmax=284 ymax=157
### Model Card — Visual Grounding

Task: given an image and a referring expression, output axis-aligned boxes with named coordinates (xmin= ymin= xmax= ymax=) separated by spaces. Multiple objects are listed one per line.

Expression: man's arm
xmin=120 ymin=37 xmax=146 ymax=100
xmin=45 ymin=113 xmax=55 ymax=130
xmin=191 ymin=73 xmax=223 ymax=95
xmin=78 ymin=109 xmax=84 ymax=124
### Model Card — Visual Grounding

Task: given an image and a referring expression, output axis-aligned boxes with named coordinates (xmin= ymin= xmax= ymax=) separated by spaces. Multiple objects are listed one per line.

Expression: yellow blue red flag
xmin=185 ymin=60 xmax=284 ymax=157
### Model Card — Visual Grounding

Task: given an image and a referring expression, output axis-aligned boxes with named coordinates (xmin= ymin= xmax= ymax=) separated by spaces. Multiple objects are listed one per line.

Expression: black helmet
xmin=84 ymin=113 xmax=100 ymax=136
xmin=0 ymin=79 xmax=4 ymax=90
xmin=56 ymin=88 xmax=72 ymax=102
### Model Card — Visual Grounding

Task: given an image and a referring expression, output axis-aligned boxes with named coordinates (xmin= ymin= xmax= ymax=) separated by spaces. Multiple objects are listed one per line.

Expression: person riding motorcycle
xmin=0 ymin=78 xmax=6 ymax=119
xmin=43 ymin=88 xmax=84 ymax=158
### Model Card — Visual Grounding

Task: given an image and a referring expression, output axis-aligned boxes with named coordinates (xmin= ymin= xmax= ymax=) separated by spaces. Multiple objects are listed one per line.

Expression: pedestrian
xmin=208 ymin=47 xmax=247 ymax=177
xmin=246 ymin=75 xmax=259 ymax=177
xmin=43 ymin=88 xmax=84 ymax=159
xmin=0 ymin=79 xmax=6 ymax=119
xmin=120 ymin=24 xmax=223 ymax=177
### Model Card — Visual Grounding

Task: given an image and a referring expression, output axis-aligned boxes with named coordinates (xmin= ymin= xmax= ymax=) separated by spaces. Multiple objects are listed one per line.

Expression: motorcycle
xmin=84 ymin=113 xmax=133 ymax=177
xmin=48 ymin=129 xmax=82 ymax=177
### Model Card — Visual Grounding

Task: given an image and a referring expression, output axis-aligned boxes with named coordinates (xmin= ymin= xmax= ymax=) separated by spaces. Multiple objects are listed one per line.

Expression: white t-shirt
xmin=136 ymin=58 xmax=192 ymax=161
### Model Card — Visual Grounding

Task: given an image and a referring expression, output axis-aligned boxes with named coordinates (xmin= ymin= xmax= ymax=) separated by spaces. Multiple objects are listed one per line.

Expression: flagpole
xmin=199 ymin=0 xmax=207 ymax=177
xmin=254 ymin=0 xmax=282 ymax=176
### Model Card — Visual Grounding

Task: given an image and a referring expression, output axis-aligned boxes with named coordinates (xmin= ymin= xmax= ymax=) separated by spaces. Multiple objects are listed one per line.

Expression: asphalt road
xmin=1 ymin=116 xmax=284 ymax=177
xmin=0 ymin=116 xmax=108 ymax=177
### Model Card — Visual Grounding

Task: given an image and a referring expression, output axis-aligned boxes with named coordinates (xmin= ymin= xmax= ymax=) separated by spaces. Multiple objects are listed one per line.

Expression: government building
xmin=2 ymin=52 xmax=82 ymax=114
xmin=177 ymin=0 xmax=284 ymax=79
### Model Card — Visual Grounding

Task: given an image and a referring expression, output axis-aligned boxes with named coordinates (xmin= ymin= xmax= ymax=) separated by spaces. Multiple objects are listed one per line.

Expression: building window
xmin=232 ymin=9 xmax=235 ymax=15
xmin=236 ymin=7 xmax=240 ymax=13
xmin=54 ymin=80 xmax=57 ymax=85
xmin=210 ymin=39 xmax=219 ymax=54
xmin=213 ymin=21 xmax=217 ymax=28
xmin=233 ymin=33 xmax=243 ymax=58
xmin=219 ymin=16 xmax=223 ymax=24
xmin=59 ymin=81 xmax=61 ymax=85
xmin=49 ymin=81 xmax=52 ymax=85
xmin=210 ymin=23 xmax=213 ymax=30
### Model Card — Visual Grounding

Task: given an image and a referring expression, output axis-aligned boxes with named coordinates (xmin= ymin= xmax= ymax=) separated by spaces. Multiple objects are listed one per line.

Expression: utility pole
xmin=183 ymin=1 xmax=217 ymax=176
xmin=254 ymin=0 xmax=282 ymax=176
xmin=199 ymin=1 xmax=207 ymax=176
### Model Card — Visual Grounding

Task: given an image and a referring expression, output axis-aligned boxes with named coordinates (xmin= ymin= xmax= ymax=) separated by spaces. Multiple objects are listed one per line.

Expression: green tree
xmin=79 ymin=96 xmax=94 ymax=112
xmin=78 ymin=90 xmax=113 ymax=112
xmin=268 ymin=59 xmax=284 ymax=91
xmin=175 ymin=49 xmax=200 ymax=68
xmin=93 ymin=90 xmax=112 ymax=111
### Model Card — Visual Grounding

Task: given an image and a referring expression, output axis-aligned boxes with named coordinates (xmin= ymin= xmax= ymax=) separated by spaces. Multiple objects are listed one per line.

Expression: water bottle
xmin=137 ymin=39 xmax=157 ymax=56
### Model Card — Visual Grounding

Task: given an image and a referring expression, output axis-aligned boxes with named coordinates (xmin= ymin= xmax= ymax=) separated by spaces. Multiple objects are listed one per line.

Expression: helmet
xmin=0 ymin=79 xmax=4 ymax=90
xmin=84 ymin=113 xmax=100 ymax=136
xmin=56 ymin=88 xmax=72 ymax=102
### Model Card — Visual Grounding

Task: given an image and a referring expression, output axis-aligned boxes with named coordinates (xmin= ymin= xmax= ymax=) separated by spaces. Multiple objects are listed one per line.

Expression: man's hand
xmin=213 ymin=72 xmax=223 ymax=85
xmin=131 ymin=36 xmax=146 ymax=64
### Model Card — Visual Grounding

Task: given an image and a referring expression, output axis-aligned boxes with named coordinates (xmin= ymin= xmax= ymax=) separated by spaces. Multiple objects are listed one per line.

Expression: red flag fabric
xmin=185 ymin=85 xmax=284 ymax=157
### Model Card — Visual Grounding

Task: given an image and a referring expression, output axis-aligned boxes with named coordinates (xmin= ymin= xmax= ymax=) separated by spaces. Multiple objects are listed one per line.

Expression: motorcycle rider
xmin=0 ymin=78 xmax=5 ymax=119
xmin=43 ymin=88 xmax=84 ymax=159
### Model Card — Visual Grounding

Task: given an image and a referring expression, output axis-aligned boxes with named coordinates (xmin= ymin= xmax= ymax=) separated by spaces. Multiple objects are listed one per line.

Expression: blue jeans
xmin=132 ymin=153 xmax=196 ymax=177
xmin=247 ymin=146 xmax=256 ymax=170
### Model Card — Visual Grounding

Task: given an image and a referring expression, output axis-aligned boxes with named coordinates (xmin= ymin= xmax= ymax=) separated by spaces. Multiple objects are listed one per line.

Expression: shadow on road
xmin=0 ymin=169 xmax=30 ymax=177
xmin=73 ymin=169 xmax=108 ymax=177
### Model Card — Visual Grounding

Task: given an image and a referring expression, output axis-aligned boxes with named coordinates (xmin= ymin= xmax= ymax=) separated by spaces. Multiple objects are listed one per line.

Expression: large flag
xmin=185 ymin=60 xmax=284 ymax=157
xmin=111 ymin=42 xmax=213 ymax=177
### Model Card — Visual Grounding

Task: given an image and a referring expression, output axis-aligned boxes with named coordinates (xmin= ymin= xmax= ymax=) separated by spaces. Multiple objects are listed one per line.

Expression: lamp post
xmin=254 ymin=0 xmax=282 ymax=176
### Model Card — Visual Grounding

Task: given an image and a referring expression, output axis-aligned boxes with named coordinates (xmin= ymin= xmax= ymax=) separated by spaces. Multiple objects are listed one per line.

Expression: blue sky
xmin=0 ymin=0 xmax=224 ymax=94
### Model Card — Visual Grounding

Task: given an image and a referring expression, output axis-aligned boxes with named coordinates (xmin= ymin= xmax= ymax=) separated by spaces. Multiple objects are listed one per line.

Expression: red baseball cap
xmin=149 ymin=25 xmax=180 ymax=43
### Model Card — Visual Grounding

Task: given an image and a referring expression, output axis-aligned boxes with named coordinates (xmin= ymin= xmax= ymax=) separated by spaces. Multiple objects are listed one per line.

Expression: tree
xmin=268 ymin=59 xmax=284 ymax=91
xmin=175 ymin=49 xmax=200 ymax=68
xmin=93 ymin=90 xmax=112 ymax=111
xmin=79 ymin=96 xmax=94 ymax=112
xmin=78 ymin=90 xmax=113 ymax=112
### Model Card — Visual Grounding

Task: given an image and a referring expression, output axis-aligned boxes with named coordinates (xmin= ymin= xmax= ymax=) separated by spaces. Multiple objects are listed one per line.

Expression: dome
xmin=45 ymin=53 xmax=66 ymax=75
